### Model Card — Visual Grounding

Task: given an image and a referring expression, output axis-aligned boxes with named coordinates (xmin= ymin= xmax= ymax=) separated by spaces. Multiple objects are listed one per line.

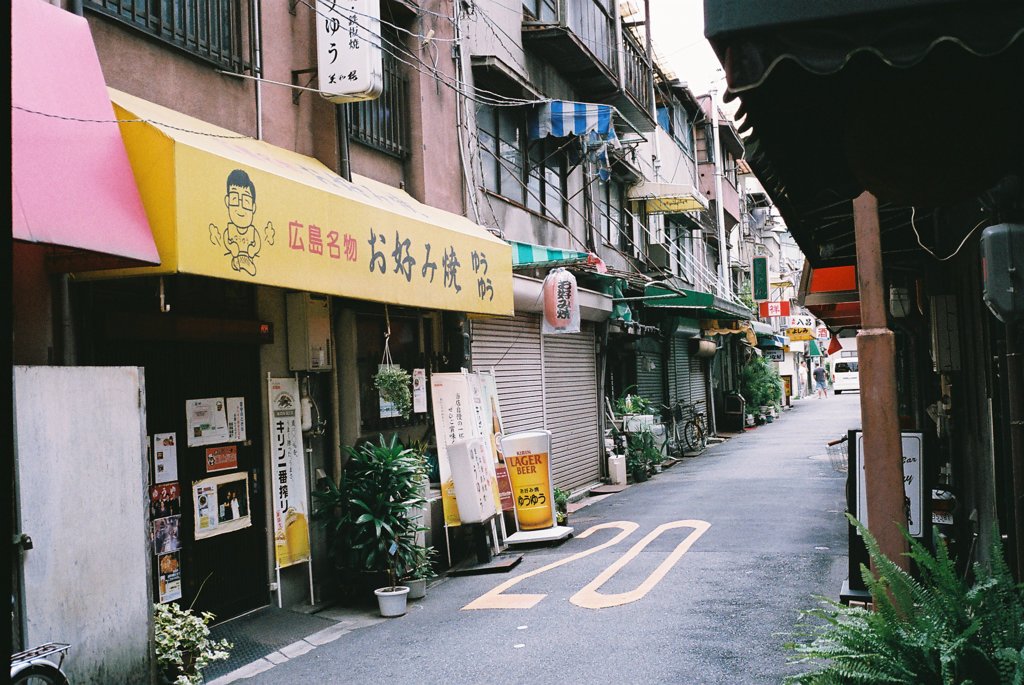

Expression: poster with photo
xmin=412 ymin=368 xmax=427 ymax=414
xmin=149 ymin=482 xmax=181 ymax=520
xmin=152 ymin=515 xmax=181 ymax=555
xmin=193 ymin=472 xmax=251 ymax=539
xmin=153 ymin=432 xmax=178 ymax=484
xmin=157 ymin=551 xmax=182 ymax=603
xmin=186 ymin=397 xmax=230 ymax=447
xmin=226 ymin=397 xmax=247 ymax=442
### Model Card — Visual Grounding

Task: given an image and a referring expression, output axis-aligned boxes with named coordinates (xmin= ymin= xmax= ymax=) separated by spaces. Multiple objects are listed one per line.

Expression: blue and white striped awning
xmin=528 ymin=100 xmax=617 ymax=141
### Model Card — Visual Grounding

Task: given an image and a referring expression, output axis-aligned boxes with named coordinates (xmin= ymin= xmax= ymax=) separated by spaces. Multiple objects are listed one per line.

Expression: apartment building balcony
xmin=522 ymin=0 xmax=655 ymax=132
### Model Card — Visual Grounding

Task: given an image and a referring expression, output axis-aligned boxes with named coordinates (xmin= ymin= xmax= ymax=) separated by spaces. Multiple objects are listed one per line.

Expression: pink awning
xmin=12 ymin=0 xmax=159 ymax=267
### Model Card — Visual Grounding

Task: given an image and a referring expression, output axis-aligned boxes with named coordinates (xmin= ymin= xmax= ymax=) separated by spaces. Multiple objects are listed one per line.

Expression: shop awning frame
xmin=640 ymin=284 xmax=754 ymax=321
xmin=77 ymin=90 xmax=514 ymax=317
xmin=509 ymin=241 xmax=590 ymax=269
xmin=627 ymin=181 xmax=709 ymax=215
xmin=12 ymin=0 xmax=159 ymax=268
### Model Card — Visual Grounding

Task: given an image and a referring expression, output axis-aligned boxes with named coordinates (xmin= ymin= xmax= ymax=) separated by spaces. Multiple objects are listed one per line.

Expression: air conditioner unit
xmin=648 ymin=243 xmax=670 ymax=269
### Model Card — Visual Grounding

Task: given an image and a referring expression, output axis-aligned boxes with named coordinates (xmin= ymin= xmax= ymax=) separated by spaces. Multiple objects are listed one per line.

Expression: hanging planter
xmin=374 ymin=307 xmax=412 ymax=420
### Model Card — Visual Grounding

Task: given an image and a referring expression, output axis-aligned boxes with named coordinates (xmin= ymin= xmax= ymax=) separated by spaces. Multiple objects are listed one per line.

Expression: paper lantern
xmin=542 ymin=268 xmax=580 ymax=334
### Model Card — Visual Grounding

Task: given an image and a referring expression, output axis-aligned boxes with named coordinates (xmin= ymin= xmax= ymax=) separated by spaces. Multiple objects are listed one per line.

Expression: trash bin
xmin=723 ymin=392 xmax=745 ymax=432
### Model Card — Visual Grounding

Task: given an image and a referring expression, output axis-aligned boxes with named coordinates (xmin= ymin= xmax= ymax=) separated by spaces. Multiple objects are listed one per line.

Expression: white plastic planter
xmin=374 ymin=586 xmax=410 ymax=617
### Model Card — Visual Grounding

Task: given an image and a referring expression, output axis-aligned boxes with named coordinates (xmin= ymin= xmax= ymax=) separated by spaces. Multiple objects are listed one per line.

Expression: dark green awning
xmin=640 ymin=285 xmax=753 ymax=321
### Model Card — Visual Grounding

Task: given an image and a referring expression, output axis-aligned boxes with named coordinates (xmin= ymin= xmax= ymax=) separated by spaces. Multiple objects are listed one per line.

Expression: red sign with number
xmin=759 ymin=301 xmax=791 ymax=318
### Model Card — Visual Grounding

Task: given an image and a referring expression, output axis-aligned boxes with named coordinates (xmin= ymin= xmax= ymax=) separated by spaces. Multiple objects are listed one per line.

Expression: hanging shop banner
xmin=447 ymin=437 xmax=499 ymax=524
xmin=785 ymin=314 xmax=817 ymax=342
xmin=500 ymin=430 xmax=555 ymax=531
xmin=542 ymin=268 xmax=581 ymax=334
xmin=152 ymin=515 xmax=181 ymax=555
xmin=150 ymin=482 xmax=181 ymax=520
xmin=153 ymin=432 xmax=178 ymax=484
xmin=205 ymin=445 xmax=238 ymax=473
xmin=759 ymin=301 xmax=790 ymax=318
xmin=855 ymin=431 xmax=924 ymax=537
xmin=185 ymin=397 xmax=230 ymax=447
xmin=765 ymin=349 xmax=785 ymax=362
xmin=268 ymin=377 xmax=311 ymax=568
xmin=193 ymin=471 xmax=252 ymax=540
xmin=157 ymin=551 xmax=182 ymax=603
xmin=430 ymin=372 xmax=476 ymax=526
xmin=315 ymin=0 xmax=383 ymax=103
xmin=412 ymin=368 xmax=427 ymax=414
xmin=226 ymin=397 xmax=247 ymax=441
xmin=478 ymin=369 xmax=515 ymax=512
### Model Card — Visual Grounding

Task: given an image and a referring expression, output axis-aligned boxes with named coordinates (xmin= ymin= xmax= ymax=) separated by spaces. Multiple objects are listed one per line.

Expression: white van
xmin=832 ymin=350 xmax=859 ymax=394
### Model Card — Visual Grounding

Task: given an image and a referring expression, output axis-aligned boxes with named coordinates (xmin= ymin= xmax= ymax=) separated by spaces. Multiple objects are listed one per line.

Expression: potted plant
xmin=401 ymin=544 xmax=436 ymax=600
xmin=626 ymin=428 xmax=659 ymax=482
xmin=313 ymin=434 xmax=428 ymax=616
xmin=553 ymin=487 xmax=570 ymax=526
xmin=615 ymin=389 xmax=656 ymax=432
xmin=154 ymin=602 xmax=231 ymax=685
xmin=785 ymin=517 xmax=1024 ymax=684
xmin=374 ymin=365 xmax=412 ymax=420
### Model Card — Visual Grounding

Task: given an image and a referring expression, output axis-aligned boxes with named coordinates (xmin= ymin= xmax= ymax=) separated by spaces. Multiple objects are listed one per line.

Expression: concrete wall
xmin=14 ymin=366 xmax=152 ymax=684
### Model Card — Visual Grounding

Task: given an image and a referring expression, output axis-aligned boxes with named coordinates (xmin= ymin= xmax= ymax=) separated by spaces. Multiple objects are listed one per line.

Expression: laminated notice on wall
xmin=186 ymin=397 xmax=230 ymax=447
xmin=193 ymin=472 xmax=251 ymax=540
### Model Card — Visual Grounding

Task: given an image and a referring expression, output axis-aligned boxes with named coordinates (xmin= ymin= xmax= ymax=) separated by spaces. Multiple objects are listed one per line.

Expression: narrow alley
xmin=214 ymin=394 xmax=858 ymax=685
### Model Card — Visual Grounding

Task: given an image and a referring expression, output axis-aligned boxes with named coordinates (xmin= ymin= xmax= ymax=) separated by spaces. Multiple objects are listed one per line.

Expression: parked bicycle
xmin=11 ymin=642 xmax=70 ymax=685
xmin=663 ymin=399 xmax=708 ymax=456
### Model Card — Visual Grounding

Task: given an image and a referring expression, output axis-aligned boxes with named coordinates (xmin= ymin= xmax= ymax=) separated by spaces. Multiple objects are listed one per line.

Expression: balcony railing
xmin=622 ymin=27 xmax=651 ymax=117
xmin=565 ymin=0 xmax=617 ymax=76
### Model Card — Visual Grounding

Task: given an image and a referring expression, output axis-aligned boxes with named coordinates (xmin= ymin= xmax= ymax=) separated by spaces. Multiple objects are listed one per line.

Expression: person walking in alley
xmin=813 ymin=363 xmax=828 ymax=399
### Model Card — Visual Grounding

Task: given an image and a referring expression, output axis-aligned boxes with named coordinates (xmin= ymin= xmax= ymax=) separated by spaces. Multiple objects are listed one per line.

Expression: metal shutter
xmin=635 ymin=349 xmax=664 ymax=412
xmin=669 ymin=336 xmax=708 ymax=415
xmin=543 ymin=322 xmax=601 ymax=490
xmin=470 ymin=316 xmax=545 ymax=434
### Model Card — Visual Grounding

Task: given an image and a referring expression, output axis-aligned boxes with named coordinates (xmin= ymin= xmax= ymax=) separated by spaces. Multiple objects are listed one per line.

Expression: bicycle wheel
xmin=11 ymin=663 xmax=69 ymax=685
xmin=694 ymin=420 xmax=708 ymax=451
xmin=683 ymin=420 xmax=702 ymax=453
xmin=671 ymin=419 xmax=686 ymax=457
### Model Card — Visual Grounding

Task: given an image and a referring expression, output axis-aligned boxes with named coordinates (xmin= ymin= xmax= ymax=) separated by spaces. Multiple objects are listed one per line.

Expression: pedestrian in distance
xmin=813 ymin=363 xmax=828 ymax=399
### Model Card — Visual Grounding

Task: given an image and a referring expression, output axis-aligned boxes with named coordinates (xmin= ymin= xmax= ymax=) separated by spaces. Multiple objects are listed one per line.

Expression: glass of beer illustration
xmin=276 ymin=508 xmax=309 ymax=565
xmin=499 ymin=430 xmax=554 ymax=530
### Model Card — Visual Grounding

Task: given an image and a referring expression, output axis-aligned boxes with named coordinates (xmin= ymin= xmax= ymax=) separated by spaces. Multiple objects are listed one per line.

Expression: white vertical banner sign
xmin=466 ymin=373 xmax=504 ymax=511
xmin=315 ymin=0 xmax=383 ymax=103
xmin=268 ymin=378 xmax=311 ymax=569
xmin=431 ymin=373 xmax=476 ymax=527
xmin=855 ymin=431 xmax=924 ymax=537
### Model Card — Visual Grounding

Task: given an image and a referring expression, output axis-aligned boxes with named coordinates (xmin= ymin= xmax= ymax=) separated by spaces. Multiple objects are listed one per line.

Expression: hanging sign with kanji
xmin=759 ymin=301 xmax=790 ymax=318
xmin=751 ymin=256 xmax=769 ymax=301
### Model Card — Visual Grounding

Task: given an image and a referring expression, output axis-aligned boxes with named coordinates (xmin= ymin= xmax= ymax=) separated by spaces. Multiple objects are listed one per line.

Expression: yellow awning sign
xmin=627 ymin=181 xmax=708 ymax=215
xmin=786 ymin=328 xmax=816 ymax=341
xmin=82 ymin=89 xmax=513 ymax=316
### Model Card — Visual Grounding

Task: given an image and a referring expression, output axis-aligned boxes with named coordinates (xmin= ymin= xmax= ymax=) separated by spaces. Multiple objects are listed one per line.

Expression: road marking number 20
xmin=462 ymin=520 xmax=710 ymax=611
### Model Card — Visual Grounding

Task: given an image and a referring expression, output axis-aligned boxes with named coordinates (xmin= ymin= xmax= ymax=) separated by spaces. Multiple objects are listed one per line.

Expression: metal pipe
xmin=59 ymin=274 xmax=76 ymax=365
xmin=336 ymin=105 xmax=352 ymax=182
xmin=252 ymin=0 xmax=264 ymax=140
xmin=709 ymin=89 xmax=730 ymax=299
xmin=1005 ymin=323 xmax=1024 ymax=578
xmin=853 ymin=191 xmax=910 ymax=572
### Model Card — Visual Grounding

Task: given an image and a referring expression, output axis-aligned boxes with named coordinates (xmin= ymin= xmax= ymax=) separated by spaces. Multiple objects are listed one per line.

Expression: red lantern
xmin=542 ymin=268 xmax=579 ymax=334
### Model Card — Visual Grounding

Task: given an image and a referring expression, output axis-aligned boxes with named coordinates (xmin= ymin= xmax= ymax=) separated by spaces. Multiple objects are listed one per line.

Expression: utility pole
xmin=709 ymin=84 xmax=730 ymax=299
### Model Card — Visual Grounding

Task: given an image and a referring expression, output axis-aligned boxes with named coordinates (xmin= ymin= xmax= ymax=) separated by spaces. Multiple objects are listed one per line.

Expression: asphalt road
xmin=247 ymin=393 xmax=861 ymax=685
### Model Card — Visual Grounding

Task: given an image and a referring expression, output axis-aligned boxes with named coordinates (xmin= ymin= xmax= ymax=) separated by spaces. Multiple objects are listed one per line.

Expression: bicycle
xmin=11 ymin=642 xmax=70 ymax=685
xmin=663 ymin=400 xmax=708 ymax=456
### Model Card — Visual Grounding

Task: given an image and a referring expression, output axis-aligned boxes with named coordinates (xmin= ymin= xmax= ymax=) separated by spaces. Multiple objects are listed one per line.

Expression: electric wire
xmin=910 ymin=207 xmax=988 ymax=262
xmin=11 ymin=104 xmax=253 ymax=139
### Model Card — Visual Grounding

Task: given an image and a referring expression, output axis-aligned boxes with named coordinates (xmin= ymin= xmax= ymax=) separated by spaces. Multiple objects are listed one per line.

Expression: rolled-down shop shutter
xmin=469 ymin=315 xmax=544 ymax=435
xmin=471 ymin=315 xmax=601 ymax=491
xmin=635 ymin=340 xmax=664 ymax=413
xmin=670 ymin=335 xmax=709 ymax=416
xmin=543 ymin=322 xmax=600 ymax=490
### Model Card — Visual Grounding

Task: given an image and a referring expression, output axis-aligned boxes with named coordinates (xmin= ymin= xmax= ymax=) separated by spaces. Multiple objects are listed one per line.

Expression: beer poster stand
xmin=500 ymin=429 xmax=574 ymax=546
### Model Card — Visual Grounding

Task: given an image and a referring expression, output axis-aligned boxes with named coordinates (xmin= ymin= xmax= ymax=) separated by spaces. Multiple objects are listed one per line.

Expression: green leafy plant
xmin=374 ymin=365 xmax=412 ymax=420
xmin=784 ymin=516 xmax=1024 ymax=684
xmin=554 ymin=487 xmax=570 ymax=525
xmin=739 ymin=356 xmax=783 ymax=408
xmin=154 ymin=602 xmax=231 ymax=685
xmin=313 ymin=435 xmax=428 ymax=591
xmin=615 ymin=388 xmax=655 ymax=416
xmin=625 ymin=428 xmax=660 ymax=479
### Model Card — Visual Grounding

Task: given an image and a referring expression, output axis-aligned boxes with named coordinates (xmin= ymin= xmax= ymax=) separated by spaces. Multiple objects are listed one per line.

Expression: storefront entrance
xmin=82 ymin=278 xmax=269 ymax=620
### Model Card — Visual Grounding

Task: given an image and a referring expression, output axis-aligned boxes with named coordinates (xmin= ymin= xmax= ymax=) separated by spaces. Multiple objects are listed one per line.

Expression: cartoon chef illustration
xmin=209 ymin=169 xmax=275 ymax=276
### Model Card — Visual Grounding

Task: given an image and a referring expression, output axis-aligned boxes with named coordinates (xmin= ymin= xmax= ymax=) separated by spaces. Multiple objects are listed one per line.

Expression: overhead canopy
xmin=529 ymin=100 xmax=619 ymax=141
xmin=12 ymin=0 xmax=159 ymax=268
xmin=705 ymin=1 xmax=1024 ymax=268
xmin=79 ymin=90 xmax=513 ymax=316
xmin=641 ymin=284 xmax=753 ymax=321
xmin=627 ymin=181 xmax=708 ymax=214
xmin=510 ymin=241 xmax=589 ymax=269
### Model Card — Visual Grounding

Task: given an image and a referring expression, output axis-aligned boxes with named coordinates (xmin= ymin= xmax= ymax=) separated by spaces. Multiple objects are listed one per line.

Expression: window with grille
xmin=478 ymin=104 xmax=567 ymax=223
xmin=85 ymin=0 xmax=247 ymax=72
xmin=346 ymin=29 xmax=408 ymax=158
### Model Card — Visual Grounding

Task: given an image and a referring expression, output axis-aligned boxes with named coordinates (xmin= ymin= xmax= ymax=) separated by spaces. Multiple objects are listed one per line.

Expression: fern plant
xmin=784 ymin=515 xmax=1024 ymax=684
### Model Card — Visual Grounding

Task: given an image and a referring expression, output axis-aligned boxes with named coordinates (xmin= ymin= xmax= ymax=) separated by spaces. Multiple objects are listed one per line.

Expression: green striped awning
xmin=510 ymin=241 xmax=589 ymax=268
